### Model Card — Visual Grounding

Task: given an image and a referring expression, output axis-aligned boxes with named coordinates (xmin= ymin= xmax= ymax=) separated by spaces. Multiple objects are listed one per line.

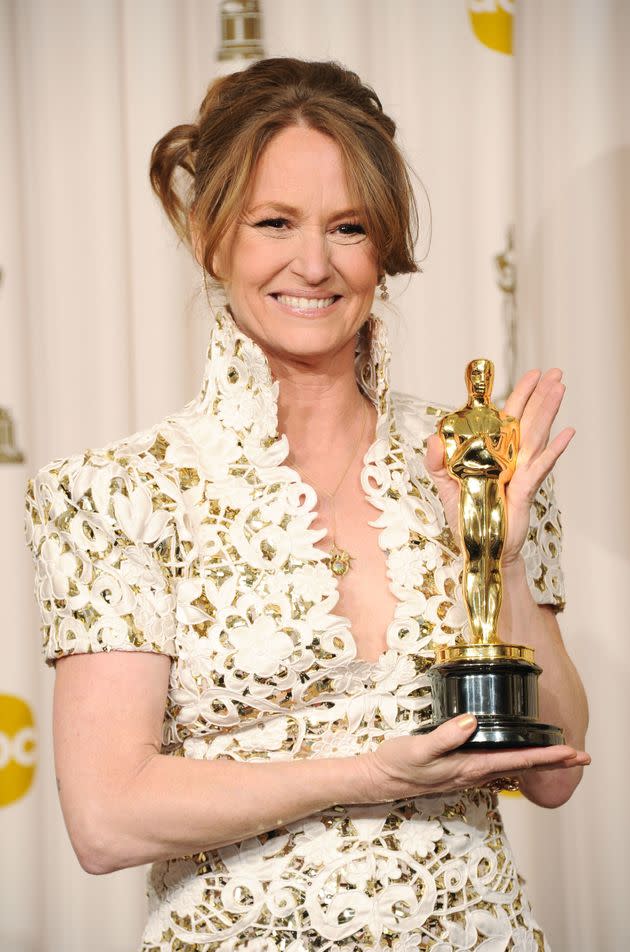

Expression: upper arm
xmin=52 ymin=650 xmax=171 ymax=871
xmin=24 ymin=451 xmax=180 ymax=869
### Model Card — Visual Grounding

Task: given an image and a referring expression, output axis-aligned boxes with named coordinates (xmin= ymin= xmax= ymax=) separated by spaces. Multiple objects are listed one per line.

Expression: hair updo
xmin=149 ymin=57 xmax=422 ymax=281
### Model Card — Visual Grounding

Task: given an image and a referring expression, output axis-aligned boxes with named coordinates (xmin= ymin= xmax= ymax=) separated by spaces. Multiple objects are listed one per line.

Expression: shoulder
xmin=28 ymin=419 xmax=157 ymax=499
xmin=390 ymin=390 xmax=453 ymax=448
xmin=26 ymin=397 xmax=205 ymax=492
xmin=23 ymin=416 xmax=186 ymax=664
xmin=24 ymin=407 xmax=194 ymax=555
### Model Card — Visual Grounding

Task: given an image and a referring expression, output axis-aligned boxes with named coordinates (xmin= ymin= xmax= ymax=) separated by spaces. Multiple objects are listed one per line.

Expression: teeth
xmin=275 ymin=295 xmax=336 ymax=310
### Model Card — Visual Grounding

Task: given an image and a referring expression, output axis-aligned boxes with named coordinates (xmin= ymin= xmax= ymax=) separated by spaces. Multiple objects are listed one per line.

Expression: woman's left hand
xmin=424 ymin=368 xmax=575 ymax=565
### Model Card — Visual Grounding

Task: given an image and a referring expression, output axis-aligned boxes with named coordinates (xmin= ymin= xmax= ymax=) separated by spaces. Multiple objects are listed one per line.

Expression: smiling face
xmin=213 ymin=124 xmax=380 ymax=369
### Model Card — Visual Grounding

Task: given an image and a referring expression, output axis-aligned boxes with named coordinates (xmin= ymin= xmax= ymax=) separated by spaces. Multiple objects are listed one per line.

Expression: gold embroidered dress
xmin=24 ymin=310 xmax=565 ymax=952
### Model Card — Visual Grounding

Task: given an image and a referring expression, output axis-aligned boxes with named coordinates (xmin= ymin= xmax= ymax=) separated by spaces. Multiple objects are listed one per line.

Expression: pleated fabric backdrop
xmin=0 ymin=1 xmax=627 ymax=949
xmin=503 ymin=4 xmax=630 ymax=949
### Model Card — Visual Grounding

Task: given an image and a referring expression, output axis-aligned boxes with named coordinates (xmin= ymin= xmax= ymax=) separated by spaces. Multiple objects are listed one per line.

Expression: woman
xmin=25 ymin=58 xmax=589 ymax=951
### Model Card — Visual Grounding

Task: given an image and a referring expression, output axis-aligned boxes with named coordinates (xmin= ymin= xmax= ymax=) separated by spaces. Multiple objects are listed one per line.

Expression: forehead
xmin=246 ymin=125 xmax=352 ymax=209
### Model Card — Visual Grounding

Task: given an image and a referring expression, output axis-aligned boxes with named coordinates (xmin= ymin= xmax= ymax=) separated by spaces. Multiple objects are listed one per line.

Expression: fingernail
xmin=457 ymin=714 xmax=476 ymax=730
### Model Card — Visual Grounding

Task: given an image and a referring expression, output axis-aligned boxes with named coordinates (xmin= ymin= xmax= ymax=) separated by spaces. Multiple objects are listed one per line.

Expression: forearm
xmin=499 ymin=555 xmax=589 ymax=806
xmin=86 ymin=751 xmax=362 ymax=875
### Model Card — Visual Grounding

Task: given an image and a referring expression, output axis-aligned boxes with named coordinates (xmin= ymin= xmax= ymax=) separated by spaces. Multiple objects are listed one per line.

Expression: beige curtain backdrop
xmin=0 ymin=1 xmax=626 ymax=949
xmin=500 ymin=3 xmax=630 ymax=949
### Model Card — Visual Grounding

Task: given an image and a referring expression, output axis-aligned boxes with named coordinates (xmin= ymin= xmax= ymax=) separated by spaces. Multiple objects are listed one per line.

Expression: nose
xmin=289 ymin=226 xmax=334 ymax=285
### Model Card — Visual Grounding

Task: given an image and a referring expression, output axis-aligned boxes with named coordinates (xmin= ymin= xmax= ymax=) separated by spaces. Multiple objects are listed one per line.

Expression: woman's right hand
xmin=353 ymin=714 xmax=591 ymax=804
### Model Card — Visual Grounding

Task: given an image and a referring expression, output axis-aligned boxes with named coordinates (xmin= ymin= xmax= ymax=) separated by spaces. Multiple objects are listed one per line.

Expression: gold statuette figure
xmin=435 ymin=359 xmax=532 ymax=665
xmin=414 ymin=357 xmax=564 ymax=747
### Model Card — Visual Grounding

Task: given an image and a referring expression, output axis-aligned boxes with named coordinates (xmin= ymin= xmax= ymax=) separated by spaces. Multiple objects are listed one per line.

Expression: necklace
xmin=290 ymin=400 xmax=370 ymax=578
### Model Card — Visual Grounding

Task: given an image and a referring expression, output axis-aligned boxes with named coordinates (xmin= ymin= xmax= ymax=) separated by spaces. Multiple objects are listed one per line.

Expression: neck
xmin=201 ymin=308 xmax=388 ymax=483
xmin=268 ymin=339 xmax=370 ymax=468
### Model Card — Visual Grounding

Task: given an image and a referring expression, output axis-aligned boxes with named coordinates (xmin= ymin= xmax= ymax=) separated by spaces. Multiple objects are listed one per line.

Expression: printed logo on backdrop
xmin=468 ymin=0 xmax=514 ymax=54
xmin=0 ymin=694 xmax=37 ymax=807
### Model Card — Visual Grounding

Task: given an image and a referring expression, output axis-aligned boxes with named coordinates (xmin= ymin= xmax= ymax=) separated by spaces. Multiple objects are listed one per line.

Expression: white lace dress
xmin=25 ymin=310 xmax=565 ymax=951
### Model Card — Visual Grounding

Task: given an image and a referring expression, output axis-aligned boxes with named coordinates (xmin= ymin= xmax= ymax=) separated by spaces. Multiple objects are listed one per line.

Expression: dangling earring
xmin=378 ymin=274 xmax=389 ymax=301
xmin=202 ymin=268 xmax=229 ymax=315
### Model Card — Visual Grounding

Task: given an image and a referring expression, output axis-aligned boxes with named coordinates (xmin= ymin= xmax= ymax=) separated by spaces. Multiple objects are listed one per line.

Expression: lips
xmin=269 ymin=293 xmax=341 ymax=313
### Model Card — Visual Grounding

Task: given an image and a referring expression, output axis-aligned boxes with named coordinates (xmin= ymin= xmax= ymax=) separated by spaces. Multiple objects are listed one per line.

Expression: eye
xmin=330 ymin=221 xmax=367 ymax=245
xmin=255 ymin=218 xmax=289 ymax=229
xmin=335 ymin=223 xmax=366 ymax=235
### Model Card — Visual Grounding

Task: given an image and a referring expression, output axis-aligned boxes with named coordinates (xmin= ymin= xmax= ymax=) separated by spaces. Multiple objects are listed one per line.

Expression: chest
xmin=308 ymin=477 xmax=399 ymax=664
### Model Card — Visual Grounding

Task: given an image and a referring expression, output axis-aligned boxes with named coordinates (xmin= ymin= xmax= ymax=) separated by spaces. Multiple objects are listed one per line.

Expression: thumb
xmin=421 ymin=714 xmax=478 ymax=758
xmin=425 ymin=433 xmax=447 ymax=478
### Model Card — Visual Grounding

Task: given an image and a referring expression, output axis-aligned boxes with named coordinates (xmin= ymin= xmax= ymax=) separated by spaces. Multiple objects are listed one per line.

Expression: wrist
xmin=501 ymin=552 xmax=527 ymax=578
xmin=342 ymin=752 xmax=380 ymax=806
xmin=501 ymin=553 xmax=534 ymax=606
xmin=498 ymin=553 xmax=538 ymax=644
xmin=317 ymin=753 xmax=378 ymax=808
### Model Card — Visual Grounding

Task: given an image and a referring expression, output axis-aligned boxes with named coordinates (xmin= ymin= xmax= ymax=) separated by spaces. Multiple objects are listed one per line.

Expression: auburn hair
xmin=149 ymin=57 xmax=421 ymax=280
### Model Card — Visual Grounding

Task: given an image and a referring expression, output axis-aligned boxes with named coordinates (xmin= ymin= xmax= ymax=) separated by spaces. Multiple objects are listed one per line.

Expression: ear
xmin=212 ymin=230 xmax=233 ymax=286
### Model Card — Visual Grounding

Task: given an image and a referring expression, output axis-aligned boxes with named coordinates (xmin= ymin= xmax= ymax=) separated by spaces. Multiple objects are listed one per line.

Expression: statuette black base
xmin=413 ymin=655 xmax=565 ymax=749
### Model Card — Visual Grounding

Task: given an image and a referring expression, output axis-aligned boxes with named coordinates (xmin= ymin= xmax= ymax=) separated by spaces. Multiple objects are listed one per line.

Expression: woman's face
xmin=214 ymin=124 xmax=379 ymax=367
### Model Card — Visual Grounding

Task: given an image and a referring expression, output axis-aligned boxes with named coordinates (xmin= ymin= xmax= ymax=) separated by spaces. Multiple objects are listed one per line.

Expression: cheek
xmin=234 ymin=239 xmax=285 ymax=292
xmin=343 ymin=243 xmax=378 ymax=289
xmin=214 ymin=227 xmax=267 ymax=287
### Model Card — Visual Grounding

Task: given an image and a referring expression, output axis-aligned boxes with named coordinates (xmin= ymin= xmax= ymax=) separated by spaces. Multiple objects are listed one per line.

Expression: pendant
xmin=328 ymin=545 xmax=353 ymax=577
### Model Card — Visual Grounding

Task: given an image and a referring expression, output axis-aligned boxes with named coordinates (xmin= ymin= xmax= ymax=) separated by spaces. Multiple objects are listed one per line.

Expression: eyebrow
xmin=247 ymin=202 xmax=362 ymax=219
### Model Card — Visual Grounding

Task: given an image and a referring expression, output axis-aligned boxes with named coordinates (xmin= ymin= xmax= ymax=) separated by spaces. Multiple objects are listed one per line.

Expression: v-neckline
xmin=198 ymin=308 xmax=446 ymax=680
xmin=280 ymin=409 xmax=408 ymax=673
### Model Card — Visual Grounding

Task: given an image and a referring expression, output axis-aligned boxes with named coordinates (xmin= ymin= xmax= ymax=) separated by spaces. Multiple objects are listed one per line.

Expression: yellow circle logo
xmin=0 ymin=694 xmax=37 ymax=807
xmin=469 ymin=0 xmax=514 ymax=55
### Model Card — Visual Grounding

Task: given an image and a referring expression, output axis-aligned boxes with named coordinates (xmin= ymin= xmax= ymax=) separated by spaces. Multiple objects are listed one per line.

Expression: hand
xmin=424 ymin=369 xmax=575 ymax=564
xmin=353 ymin=715 xmax=591 ymax=804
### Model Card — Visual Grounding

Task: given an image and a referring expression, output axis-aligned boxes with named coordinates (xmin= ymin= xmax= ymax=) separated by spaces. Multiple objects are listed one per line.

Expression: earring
xmin=378 ymin=274 xmax=389 ymax=301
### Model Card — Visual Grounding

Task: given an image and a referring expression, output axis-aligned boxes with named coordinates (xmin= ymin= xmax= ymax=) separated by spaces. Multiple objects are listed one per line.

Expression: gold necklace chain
xmin=290 ymin=399 xmax=369 ymax=577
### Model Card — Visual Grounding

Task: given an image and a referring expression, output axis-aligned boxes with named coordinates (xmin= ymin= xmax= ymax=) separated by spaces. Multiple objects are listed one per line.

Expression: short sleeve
xmin=24 ymin=452 xmax=178 ymax=667
xmin=522 ymin=472 xmax=566 ymax=613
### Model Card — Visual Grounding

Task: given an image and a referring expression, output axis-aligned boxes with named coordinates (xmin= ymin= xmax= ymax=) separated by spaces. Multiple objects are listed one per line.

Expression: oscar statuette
xmin=415 ymin=359 xmax=565 ymax=748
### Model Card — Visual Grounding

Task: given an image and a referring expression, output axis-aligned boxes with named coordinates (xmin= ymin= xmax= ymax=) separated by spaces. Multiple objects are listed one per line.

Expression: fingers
xmin=507 ymin=425 xmax=575 ymax=514
xmin=482 ymin=367 xmax=573 ymax=471
xmin=505 ymin=367 xmax=563 ymax=419
xmin=478 ymin=745 xmax=589 ymax=776
xmin=503 ymin=367 xmax=563 ymax=427
xmin=502 ymin=369 xmax=541 ymax=419
xmin=424 ymin=433 xmax=446 ymax=477
xmin=520 ymin=426 xmax=576 ymax=493
xmin=518 ymin=374 xmax=566 ymax=462
xmin=503 ymin=370 xmax=575 ymax=515
xmin=525 ymin=755 xmax=591 ymax=772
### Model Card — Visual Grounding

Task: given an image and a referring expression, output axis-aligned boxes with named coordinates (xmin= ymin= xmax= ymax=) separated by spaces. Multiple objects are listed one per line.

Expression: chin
xmin=235 ymin=297 xmax=366 ymax=364
xmin=265 ymin=320 xmax=356 ymax=364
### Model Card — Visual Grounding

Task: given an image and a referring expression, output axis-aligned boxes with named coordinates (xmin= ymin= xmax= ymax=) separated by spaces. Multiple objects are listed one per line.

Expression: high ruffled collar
xmin=196 ymin=307 xmax=393 ymax=450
